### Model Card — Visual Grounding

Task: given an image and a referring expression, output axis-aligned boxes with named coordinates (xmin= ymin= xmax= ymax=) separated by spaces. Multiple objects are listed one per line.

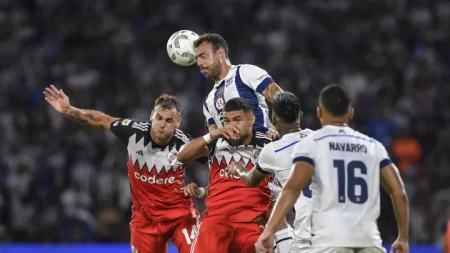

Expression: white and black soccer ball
xmin=167 ymin=30 xmax=199 ymax=67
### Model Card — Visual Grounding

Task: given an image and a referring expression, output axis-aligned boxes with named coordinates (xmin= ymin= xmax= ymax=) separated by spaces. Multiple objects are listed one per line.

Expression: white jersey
xmin=292 ymin=125 xmax=392 ymax=248
xmin=203 ymin=64 xmax=274 ymax=133
xmin=256 ymin=129 xmax=314 ymax=241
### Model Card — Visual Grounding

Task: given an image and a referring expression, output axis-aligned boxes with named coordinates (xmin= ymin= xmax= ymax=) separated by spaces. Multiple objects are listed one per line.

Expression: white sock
xmin=273 ymin=228 xmax=294 ymax=253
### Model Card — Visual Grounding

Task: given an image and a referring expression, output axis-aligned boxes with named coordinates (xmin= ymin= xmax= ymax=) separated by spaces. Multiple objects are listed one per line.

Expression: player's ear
xmin=271 ymin=114 xmax=276 ymax=126
xmin=217 ymin=48 xmax=225 ymax=59
xmin=316 ymin=106 xmax=322 ymax=119
xmin=150 ymin=110 xmax=154 ymax=121
xmin=176 ymin=117 xmax=182 ymax=128
xmin=299 ymin=111 xmax=303 ymax=122
xmin=348 ymin=107 xmax=354 ymax=120
xmin=250 ymin=112 xmax=255 ymax=125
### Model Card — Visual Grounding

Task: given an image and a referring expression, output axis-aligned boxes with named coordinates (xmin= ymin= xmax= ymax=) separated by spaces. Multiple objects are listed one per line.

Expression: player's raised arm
xmin=176 ymin=126 xmax=239 ymax=164
xmin=43 ymin=85 xmax=118 ymax=130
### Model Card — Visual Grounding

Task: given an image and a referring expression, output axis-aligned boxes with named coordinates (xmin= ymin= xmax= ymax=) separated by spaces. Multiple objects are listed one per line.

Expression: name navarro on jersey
xmin=329 ymin=142 xmax=367 ymax=153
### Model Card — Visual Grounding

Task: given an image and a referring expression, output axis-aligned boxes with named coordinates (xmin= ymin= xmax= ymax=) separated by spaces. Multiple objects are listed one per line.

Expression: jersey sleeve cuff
xmin=255 ymin=77 xmax=274 ymax=94
xmin=292 ymin=156 xmax=314 ymax=167
xmin=207 ymin=118 xmax=215 ymax=127
xmin=379 ymin=158 xmax=392 ymax=170
xmin=255 ymin=163 xmax=271 ymax=175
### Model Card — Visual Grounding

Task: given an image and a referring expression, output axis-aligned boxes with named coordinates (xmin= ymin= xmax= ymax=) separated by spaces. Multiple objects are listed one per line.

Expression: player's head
xmin=223 ymin=97 xmax=255 ymax=146
xmin=271 ymin=92 xmax=302 ymax=132
xmin=193 ymin=33 xmax=229 ymax=81
xmin=150 ymin=94 xmax=181 ymax=141
xmin=317 ymin=84 xmax=354 ymax=125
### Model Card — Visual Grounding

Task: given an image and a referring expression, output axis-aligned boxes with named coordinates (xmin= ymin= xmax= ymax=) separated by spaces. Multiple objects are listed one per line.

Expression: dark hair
xmin=224 ymin=97 xmax=253 ymax=114
xmin=273 ymin=92 xmax=301 ymax=123
xmin=319 ymin=84 xmax=352 ymax=116
xmin=155 ymin=94 xmax=181 ymax=112
xmin=193 ymin=33 xmax=229 ymax=58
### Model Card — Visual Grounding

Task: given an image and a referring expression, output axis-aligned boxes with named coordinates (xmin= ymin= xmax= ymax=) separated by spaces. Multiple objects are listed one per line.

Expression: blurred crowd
xmin=0 ymin=0 xmax=449 ymax=245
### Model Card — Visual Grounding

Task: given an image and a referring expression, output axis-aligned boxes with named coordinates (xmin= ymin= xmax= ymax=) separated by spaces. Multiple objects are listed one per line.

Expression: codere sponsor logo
xmin=134 ymin=172 xmax=175 ymax=185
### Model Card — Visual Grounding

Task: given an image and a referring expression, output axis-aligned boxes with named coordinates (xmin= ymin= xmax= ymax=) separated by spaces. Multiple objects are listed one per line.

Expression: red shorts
xmin=191 ymin=219 xmax=264 ymax=253
xmin=130 ymin=209 xmax=199 ymax=253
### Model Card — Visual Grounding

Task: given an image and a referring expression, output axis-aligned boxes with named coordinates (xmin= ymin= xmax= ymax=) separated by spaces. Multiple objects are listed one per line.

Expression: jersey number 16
xmin=334 ymin=159 xmax=368 ymax=204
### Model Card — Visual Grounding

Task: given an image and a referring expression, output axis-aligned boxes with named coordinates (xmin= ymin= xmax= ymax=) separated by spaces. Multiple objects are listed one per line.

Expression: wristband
xmin=197 ymin=187 xmax=206 ymax=198
xmin=202 ymin=133 xmax=213 ymax=144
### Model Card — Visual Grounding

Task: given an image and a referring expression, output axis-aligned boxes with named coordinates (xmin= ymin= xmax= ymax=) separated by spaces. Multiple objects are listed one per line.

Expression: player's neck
xmin=321 ymin=119 xmax=348 ymax=127
xmin=149 ymin=130 xmax=174 ymax=147
xmin=215 ymin=61 xmax=232 ymax=82
xmin=279 ymin=124 xmax=301 ymax=137
xmin=242 ymin=132 xmax=254 ymax=145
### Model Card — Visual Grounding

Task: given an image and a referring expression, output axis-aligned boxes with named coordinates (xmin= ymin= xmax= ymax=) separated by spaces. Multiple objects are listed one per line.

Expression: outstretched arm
xmin=44 ymin=85 xmax=118 ymax=130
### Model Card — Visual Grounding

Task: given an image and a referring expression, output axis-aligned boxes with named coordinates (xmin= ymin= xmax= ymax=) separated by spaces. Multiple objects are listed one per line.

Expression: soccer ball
xmin=167 ymin=30 xmax=199 ymax=67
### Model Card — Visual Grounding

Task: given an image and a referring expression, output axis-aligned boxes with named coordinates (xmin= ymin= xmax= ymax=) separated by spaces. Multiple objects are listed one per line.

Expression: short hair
xmin=319 ymin=84 xmax=352 ymax=116
xmin=154 ymin=94 xmax=181 ymax=112
xmin=224 ymin=98 xmax=253 ymax=114
xmin=273 ymin=92 xmax=301 ymax=123
xmin=193 ymin=33 xmax=229 ymax=58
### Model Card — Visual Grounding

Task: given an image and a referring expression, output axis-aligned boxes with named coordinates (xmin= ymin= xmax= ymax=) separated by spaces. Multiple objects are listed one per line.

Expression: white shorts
xmin=289 ymin=238 xmax=311 ymax=253
xmin=308 ymin=246 xmax=386 ymax=253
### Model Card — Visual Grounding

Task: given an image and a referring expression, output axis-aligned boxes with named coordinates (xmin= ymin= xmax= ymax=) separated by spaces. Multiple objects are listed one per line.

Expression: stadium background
xmin=0 ymin=0 xmax=449 ymax=252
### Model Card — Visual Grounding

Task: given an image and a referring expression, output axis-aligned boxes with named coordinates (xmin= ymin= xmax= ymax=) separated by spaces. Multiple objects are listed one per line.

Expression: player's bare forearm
xmin=381 ymin=164 xmax=410 ymax=241
xmin=391 ymin=190 xmax=409 ymax=240
xmin=261 ymin=83 xmax=283 ymax=103
xmin=176 ymin=137 xmax=209 ymax=164
xmin=62 ymin=106 xmax=118 ymax=130
xmin=226 ymin=162 xmax=267 ymax=187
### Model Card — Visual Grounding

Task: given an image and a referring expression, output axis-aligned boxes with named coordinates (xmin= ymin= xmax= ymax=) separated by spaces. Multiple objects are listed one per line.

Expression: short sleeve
xmin=239 ymin=64 xmax=275 ymax=94
xmin=110 ymin=118 xmax=145 ymax=145
xmin=255 ymin=144 xmax=277 ymax=175
xmin=292 ymin=136 xmax=316 ymax=167
xmin=375 ymin=140 xmax=393 ymax=170
xmin=203 ymin=98 xmax=215 ymax=128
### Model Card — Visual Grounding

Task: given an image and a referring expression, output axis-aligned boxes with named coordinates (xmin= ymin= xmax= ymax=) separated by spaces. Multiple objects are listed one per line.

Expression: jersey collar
xmin=214 ymin=65 xmax=237 ymax=87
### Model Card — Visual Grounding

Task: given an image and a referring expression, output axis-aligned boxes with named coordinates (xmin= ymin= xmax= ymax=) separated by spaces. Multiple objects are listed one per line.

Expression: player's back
xmin=257 ymin=129 xmax=314 ymax=241
xmin=302 ymin=125 xmax=384 ymax=248
xmin=205 ymin=132 xmax=272 ymax=223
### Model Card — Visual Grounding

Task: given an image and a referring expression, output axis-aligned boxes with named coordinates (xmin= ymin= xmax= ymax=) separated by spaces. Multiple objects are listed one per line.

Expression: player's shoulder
xmin=238 ymin=63 xmax=267 ymax=73
xmin=112 ymin=118 xmax=150 ymax=132
xmin=173 ymin=128 xmax=192 ymax=144
xmin=254 ymin=131 xmax=272 ymax=146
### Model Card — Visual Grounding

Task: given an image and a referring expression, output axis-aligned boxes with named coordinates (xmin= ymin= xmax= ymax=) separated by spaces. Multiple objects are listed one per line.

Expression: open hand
xmin=181 ymin=183 xmax=200 ymax=198
xmin=43 ymin=85 xmax=70 ymax=113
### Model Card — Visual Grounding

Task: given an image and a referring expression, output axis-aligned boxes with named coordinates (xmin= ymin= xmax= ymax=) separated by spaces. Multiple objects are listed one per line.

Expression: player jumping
xmin=226 ymin=92 xmax=313 ymax=253
xmin=43 ymin=85 xmax=200 ymax=253
xmin=258 ymin=84 xmax=410 ymax=253
xmin=177 ymin=98 xmax=272 ymax=253
xmin=194 ymin=33 xmax=283 ymax=137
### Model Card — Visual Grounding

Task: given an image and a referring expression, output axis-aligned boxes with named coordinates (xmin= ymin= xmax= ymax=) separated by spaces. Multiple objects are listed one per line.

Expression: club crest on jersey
xmin=215 ymin=97 xmax=224 ymax=110
xmin=168 ymin=152 xmax=177 ymax=164
xmin=253 ymin=150 xmax=260 ymax=160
